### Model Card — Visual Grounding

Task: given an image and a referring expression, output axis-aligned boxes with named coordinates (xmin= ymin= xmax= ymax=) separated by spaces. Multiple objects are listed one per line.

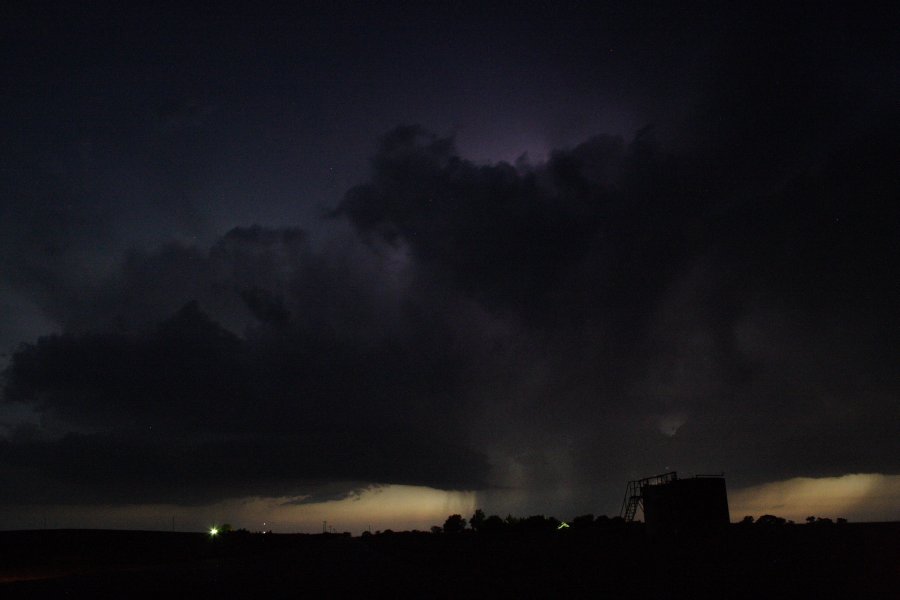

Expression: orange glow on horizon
xmin=729 ymin=473 xmax=900 ymax=522
xmin=3 ymin=485 xmax=478 ymax=534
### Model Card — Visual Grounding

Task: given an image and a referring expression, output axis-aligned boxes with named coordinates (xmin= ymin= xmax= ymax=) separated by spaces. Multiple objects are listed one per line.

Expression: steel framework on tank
xmin=619 ymin=471 xmax=678 ymax=522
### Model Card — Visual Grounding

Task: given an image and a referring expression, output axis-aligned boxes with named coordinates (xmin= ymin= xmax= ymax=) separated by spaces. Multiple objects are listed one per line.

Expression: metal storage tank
xmin=622 ymin=472 xmax=730 ymax=537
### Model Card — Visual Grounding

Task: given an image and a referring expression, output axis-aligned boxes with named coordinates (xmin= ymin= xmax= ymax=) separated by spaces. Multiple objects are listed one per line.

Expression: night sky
xmin=2 ymin=4 xmax=898 ymax=532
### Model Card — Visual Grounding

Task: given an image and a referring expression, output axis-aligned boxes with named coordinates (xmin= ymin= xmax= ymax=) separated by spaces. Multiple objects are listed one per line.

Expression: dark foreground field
xmin=1 ymin=523 xmax=898 ymax=598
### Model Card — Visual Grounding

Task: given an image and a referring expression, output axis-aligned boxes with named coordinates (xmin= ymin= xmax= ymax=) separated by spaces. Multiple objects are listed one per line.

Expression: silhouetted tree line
xmin=206 ymin=511 xmax=849 ymax=539
xmin=430 ymin=510 xmax=637 ymax=535
xmin=426 ymin=511 xmax=850 ymax=535
xmin=735 ymin=514 xmax=848 ymax=528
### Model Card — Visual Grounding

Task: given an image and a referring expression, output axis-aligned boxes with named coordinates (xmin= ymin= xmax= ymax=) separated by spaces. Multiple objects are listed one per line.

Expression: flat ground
xmin=1 ymin=523 xmax=898 ymax=598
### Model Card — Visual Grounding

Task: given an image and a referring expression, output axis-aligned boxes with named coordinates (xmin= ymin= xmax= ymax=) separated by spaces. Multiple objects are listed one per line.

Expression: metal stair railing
xmin=619 ymin=472 xmax=678 ymax=522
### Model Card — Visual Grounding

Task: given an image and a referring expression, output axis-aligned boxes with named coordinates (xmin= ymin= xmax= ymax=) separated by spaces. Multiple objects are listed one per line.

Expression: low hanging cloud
xmin=1 ymin=226 xmax=490 ymax=505
xmin=2 ymin=115 xmax=899 ymax=515
xmin=336 ymin=125 xmax=900 ymax=493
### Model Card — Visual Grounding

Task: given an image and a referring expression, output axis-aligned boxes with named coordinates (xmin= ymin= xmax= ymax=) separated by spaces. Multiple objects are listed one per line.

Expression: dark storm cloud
xmin=3 ymin=104 xmax=898 ymax=506
xmin=1 ymin=227 xmax=488 ymax=504
xmin=1 ymin=3 xmax=898 ymax=516
xmin=337 ymin=125 xmax=695 ymax=327
xmin=336 ymin=111 xmax=899 ymax=494
xmin=0 ymin=427 xmax=484 ymax=505
xmin=282 ymin=484 xmax=384 ymax=506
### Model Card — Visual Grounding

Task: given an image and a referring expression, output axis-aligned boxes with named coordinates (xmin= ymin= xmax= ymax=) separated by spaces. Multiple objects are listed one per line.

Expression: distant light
xmin=557 ymin=522 xmax=570 ymax=530
xmin=209 ymin=527 xmax=219 ymax=536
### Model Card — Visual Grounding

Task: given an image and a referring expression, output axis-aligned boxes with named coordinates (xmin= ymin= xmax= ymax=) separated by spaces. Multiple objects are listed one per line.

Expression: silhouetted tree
xmin=755 ymin=514 xmax=787 ymax=527
xmin=481 ymin=515 xmax=505 ymax=533
xmin=430 ymin=525 xmax=442 ymax=535
xmin=572 ymin=514 xmax=595 ymax=529
xmin=443 ymin=514 xmax=467 ymax=533
xmin=520 ymin=515 xmax=556 ymax=532
xmin=470 ymin=509 xmax=486 ymax=532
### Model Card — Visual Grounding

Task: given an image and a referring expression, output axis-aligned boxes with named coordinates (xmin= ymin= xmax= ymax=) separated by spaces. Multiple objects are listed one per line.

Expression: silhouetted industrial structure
xmin=621 ymin=472 xmax=730 ymax=536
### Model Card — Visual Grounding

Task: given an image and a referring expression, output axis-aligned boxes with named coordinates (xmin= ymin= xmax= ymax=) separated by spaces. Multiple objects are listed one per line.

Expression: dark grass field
xmin=2 ymin=523 xmax=898 ymax=598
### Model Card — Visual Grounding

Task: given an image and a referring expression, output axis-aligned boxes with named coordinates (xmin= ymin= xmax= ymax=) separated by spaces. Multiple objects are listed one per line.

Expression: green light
xmin=557 ymin=522 xmax=570 ymax=530
xmin=209 ymin=527 xmax=219 ymax=536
